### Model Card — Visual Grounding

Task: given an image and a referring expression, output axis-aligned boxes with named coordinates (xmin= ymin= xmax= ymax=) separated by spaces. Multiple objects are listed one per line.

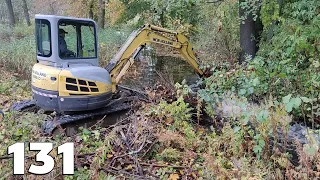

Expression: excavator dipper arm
xmin=105 ymin=24 xmax=204 ymax=92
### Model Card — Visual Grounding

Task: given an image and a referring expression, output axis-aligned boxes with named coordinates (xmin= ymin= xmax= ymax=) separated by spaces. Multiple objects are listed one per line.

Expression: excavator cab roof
xmin=35 ymin=14 xmax=98 ymax=68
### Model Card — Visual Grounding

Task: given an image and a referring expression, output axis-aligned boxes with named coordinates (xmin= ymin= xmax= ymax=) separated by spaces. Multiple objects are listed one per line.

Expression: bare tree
xmin=22 ymin=0 xmax=31 ymax=26
xmin=98 ymin=0 xmax=105 ymax=29
xmin=89 ymin=1 xmax=94 ymax=19
xmin=5 ymin=0 xmax=15 ymax=27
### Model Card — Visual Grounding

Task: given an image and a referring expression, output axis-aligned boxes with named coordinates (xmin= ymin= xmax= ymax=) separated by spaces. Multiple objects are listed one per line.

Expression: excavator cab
xmin=35 ymin=14 xmax=98 ymax=67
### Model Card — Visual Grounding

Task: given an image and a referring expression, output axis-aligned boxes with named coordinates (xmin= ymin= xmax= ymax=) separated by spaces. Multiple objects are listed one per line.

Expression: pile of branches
xmin=73 ymin=113 xmax=158 ymax=179
xmin=72 ymin=84 xmax=198 ymax=179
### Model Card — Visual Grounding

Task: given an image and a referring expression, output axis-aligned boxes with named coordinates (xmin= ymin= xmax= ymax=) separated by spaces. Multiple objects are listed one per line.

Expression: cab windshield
xmin=58 ymin=20 xmax=97 ymax=59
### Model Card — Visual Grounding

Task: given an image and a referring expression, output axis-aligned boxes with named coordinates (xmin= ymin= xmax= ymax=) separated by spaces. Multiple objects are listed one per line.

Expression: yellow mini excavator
xmin=10 ymin=14 xmax=208 ymax=134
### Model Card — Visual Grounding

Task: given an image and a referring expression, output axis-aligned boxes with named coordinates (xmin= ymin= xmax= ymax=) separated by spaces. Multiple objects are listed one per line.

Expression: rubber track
xmin=10 ymin=100 xmax=36 ymax=111
xmin=10 ymin=87 xmax=146 ymax=135
xmin=41 ymin=102 xmax=133 ymax=135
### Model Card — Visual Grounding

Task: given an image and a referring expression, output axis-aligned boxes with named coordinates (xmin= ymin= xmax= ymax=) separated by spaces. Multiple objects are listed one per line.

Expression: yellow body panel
xmin=31 ymin=64 xmax=112 ymax=97
xmin=58 ymin=70 xmax=111 ymax=96
xmin=31 ymin=63 xmax=61 ymax=91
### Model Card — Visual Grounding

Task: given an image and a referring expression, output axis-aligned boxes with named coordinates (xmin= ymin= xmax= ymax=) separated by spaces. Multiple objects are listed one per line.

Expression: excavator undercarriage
xmin=10 ymin=86 xmax=149 ymax=135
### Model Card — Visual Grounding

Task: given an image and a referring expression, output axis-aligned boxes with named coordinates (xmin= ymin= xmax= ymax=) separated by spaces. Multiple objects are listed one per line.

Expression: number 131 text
xmin=8 ymin=142 xmax=74 ymax=175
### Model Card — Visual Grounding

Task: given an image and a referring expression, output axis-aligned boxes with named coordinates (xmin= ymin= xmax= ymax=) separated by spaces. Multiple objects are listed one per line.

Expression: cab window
xmin=36 ymin=19 xmax=51 ymax=57
xmin=58 ymin=20 xmax=97 ymax=59
xmin=81 ymin=25 xmax=96 ymax=58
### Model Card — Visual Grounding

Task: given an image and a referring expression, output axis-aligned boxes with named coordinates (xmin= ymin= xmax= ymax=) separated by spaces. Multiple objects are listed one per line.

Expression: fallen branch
xmin=0 ymin=154 xmax=35 ymax=160
xmin=142 ymin=139 xmax=159 ymax=158
xmin=88 ymin=115 xmax=107 ymax=130
xmin=123 ymin=161 xmax=188 ymax=169
xmin=100 ymin=166 xmax=151 ymax=180
xmin=140 ymin=163 xmax=188 ymax=169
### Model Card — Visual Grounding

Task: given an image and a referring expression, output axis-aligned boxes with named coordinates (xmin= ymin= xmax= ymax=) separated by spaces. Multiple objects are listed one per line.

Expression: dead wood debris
xmin=71 ymin=84 xmax=204 ymax=179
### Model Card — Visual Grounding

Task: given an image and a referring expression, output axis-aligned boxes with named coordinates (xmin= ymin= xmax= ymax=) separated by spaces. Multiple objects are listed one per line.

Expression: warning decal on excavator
xmin=32 ymin=89 xmax=58 ymax=98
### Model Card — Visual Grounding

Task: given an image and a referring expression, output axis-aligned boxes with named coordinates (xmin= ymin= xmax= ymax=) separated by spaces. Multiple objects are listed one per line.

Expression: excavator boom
xmin=105 ymin=24 xmax=204 ymax=92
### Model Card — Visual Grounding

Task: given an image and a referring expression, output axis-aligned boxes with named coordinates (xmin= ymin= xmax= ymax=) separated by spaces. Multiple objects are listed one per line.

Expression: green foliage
xmin=198 ymin=64 xmax=259 ymax=100
xmin=282 ymin=94 xmax=302 ymax=113
xmin=148 ymin=0 xmax=200 ymax=29
xmin=283 ymin=0 xmax=320 ymax=23
xmin=239 ymin=0 xmax=263 ymax=22
xmin=200 ymin=0 xmax=319 ymax=123
xmin=193 ymin=0 xmax=240 ymax=65
xmin=158 ymin=147 xmax=181 ymax=162
xmin=150 ymin=94 xmax=202 ymax=149
xmin=117 ymin=0 xmax=151 ymax=26
xmin=260 ymin=0 xmax=282 ymax=28
xmin=65 ymin=166 xmax=91 ymax=180
xmin=151 ymin=96 xmax=193 ymax=126
xmin=253 ymin=133 xmax=265 ymax=159
xmin=118 ymin=0 xmax=201 ymax=34
xmin=155 ymin=167 xmax=175 ymax=180
xmin=0 ymin=24 xmax=35 ymax=76
xmin=97 ymin=25 xmax=133 ymax=65
xmin=248 ymin=0 xmax=320 ymax=120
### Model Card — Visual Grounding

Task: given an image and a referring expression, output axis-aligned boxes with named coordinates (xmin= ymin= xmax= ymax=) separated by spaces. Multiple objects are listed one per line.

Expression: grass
xmin=0 ymin=67 xmax=31 ymax=110
xmin=0 ymin=24 xmax=35 ymax=77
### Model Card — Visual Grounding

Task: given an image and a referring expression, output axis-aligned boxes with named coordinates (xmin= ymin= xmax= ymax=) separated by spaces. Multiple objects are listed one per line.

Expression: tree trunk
xmin=239 ymin=0 xmax=263 ymax=64
xmin=5 ymin=0 xmax=15 ymax=27
xmin=98 ymin=0 xmax=105 ymax=29
xmin=22 ymin=0 xmax=31 ymax=26
xmin=49 ymin=3 xmax=55 ymax=15
xmin=239 ymin=8 xmax=256 ymax=63
xmin=89 ymin=4 xmax=93 ymax=19
xmin=159 ymin=10 xmax=165 ymax=27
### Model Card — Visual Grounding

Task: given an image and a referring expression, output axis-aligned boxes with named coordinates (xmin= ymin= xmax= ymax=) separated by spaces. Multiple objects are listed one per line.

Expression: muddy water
xmin=58 ymin=53 xmax=201 ymax=136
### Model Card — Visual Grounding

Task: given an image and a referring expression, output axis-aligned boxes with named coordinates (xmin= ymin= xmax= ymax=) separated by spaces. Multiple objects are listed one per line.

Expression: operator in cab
xmin=59 ymin=29 xmax=75 ymax=58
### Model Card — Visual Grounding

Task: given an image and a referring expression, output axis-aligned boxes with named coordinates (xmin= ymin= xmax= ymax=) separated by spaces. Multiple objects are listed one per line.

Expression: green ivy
xmin=260 ymin=0 xmax=282 ymax=28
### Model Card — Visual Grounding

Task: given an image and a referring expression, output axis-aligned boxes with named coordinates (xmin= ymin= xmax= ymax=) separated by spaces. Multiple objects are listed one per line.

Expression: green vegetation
xmin=1 ymin=0 xmax=319 ymax=179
